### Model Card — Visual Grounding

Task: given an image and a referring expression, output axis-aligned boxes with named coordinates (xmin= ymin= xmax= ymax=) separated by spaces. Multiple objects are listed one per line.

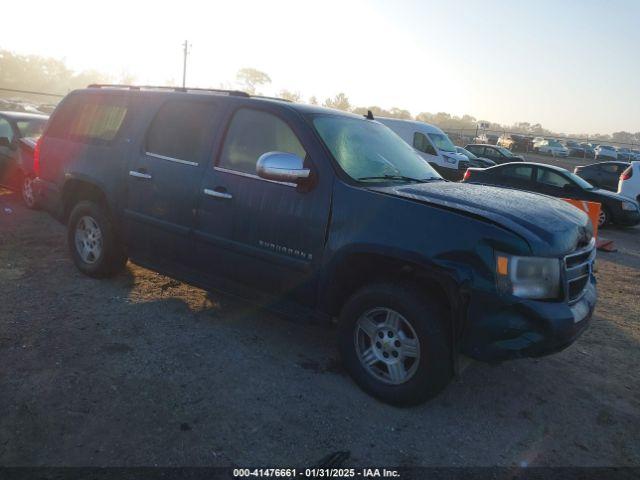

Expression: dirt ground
xmin=0 ymin=184 xmax=639 ymax=468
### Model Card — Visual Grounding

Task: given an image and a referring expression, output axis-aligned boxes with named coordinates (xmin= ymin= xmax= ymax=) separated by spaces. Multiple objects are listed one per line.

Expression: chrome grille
xmin=563 ymin=238 xmax=596 ymax=304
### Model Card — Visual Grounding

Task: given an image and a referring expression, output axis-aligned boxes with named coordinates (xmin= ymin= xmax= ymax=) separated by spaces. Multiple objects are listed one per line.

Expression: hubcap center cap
xmin=375 ymin=328 xmax=401 ymax=361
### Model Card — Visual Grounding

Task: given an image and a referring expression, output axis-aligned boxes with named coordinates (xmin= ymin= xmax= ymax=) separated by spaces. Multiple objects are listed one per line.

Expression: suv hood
xmin=370 ymin=181 xmax=592 ymax=256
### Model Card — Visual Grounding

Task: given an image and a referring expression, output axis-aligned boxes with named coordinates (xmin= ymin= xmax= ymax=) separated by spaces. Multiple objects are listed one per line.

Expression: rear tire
xmin=67 ymin=200 xmax=127 ymax=278
xmin=598 ymin=206 xmax=611 ymax=228
xmin=21 ymin=174 xmax=38 ymax=209
xmin=337 ymin=282 xmax=452 ymax=406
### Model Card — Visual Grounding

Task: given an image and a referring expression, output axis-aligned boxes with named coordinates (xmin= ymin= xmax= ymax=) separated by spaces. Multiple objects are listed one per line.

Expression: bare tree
xmin=278 ymin=89 xmax=301 ymax=102
xmin=323 ymin=93 xmax=351 ymax=111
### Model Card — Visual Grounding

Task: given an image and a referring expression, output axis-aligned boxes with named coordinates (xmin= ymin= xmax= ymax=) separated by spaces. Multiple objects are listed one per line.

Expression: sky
xmin=1 ymin=0 xmax=638 ymax=134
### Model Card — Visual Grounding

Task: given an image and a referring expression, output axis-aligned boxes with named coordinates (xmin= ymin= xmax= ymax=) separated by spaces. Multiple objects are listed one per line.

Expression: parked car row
xmin=475 ymin=132 xmax=638 ymax=162
xmin=25 ymin=84 xmax=602 ymax=406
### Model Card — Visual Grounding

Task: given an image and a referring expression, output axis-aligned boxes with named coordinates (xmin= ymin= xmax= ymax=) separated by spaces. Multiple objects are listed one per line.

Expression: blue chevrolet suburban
xmin=34 ymin=85 xmax=597 ymax=405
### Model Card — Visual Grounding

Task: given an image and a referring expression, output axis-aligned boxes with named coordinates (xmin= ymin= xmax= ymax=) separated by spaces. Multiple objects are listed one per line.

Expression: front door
xmin=125 ymin=98 xmax=224 ymax=265
xmin=533 ymin=167 xmax=579 ymax=199
xmin=194 ymin=107 xmax=331 ymax=307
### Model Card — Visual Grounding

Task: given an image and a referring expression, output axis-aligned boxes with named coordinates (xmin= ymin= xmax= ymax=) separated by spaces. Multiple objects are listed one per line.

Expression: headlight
xmin=621 ymin=201 xmax=638 ymax=211
xmin=443 ymin=155 xmax=456 ymax=164
xmin=495 ymin=253 xmax=561 ymax=299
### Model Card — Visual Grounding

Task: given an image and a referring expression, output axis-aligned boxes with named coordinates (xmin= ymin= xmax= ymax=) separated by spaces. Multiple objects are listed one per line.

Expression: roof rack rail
xmin=87 ymin=84 xmax=250 ymax=97
xmin=252 ymin=95 xmax=293 ymax=103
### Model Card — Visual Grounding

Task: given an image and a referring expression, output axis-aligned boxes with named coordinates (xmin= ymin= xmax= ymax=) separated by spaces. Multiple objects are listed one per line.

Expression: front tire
xmin=67 ymin=200 xmax=127 ymax=278
xmin=338 ymin=282 xmax=452 ymax=406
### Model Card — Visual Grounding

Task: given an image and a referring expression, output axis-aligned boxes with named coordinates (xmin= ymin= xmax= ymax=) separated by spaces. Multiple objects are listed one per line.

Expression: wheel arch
xmin=61 ymin=174 xmax=111 ymax=223
xmin=319 ymin=246 xmax=465 ymax=321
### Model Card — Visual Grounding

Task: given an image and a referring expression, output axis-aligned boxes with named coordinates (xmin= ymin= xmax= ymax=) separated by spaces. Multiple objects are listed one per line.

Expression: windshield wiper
xmin=357 ymin=175 xmax=439 ymax=183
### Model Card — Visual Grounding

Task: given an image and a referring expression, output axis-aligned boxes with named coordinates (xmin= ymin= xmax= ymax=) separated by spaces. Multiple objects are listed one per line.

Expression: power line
xmin=0 ymin=87 xmax=64 ymax=98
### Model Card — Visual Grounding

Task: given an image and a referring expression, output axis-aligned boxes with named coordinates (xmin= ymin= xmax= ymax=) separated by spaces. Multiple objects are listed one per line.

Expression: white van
xmin=377 ymin=117 xmax=469 ymax=180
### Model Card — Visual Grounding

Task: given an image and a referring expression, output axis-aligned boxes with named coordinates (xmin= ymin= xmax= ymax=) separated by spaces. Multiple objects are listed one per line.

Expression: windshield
xmin=313 ymin=116 xmax=441 ymax=183
xmin=567 ymin=171 xmax=595 ymax=190
xmin=16 ymin=119 xmax=47 ymax=138
xmin=457 ymin=146 xmax=478 ymax=159
xmin=427 ymin=132 xmax=456 ymax=153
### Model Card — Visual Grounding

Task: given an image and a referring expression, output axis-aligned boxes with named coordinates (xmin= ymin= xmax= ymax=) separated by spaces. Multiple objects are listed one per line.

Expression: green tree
xmin=0 ymin=49 xmax=109 ymax=108
xmin=236 ymin=68 xmax=271 ymax=94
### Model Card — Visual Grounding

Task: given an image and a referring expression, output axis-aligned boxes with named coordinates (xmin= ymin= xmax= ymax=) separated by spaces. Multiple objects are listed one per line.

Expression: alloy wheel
xmin=598 ymin=209 xmax=607 ymax=227
xmin=354 ymin=307 xmax=421 ymax=385
xmin=74 ymin=216 xmax=103 ymax=264
xmin=21 ymin=176 xmax=35 ymax=207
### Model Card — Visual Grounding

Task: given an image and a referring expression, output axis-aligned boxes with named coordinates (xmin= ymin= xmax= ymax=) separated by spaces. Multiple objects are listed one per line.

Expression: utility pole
xmin=182 ymin=40 xmax=190 ymax=88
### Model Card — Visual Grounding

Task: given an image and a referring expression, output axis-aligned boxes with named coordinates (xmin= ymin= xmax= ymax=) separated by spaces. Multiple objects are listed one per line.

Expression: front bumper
xmin=462 ymin=278 xmax=596 ymax=361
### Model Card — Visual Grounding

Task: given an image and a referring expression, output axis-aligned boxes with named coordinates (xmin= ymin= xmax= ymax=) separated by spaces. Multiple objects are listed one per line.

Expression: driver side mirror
xmin=256 ymin=152 xmax=310 ymax=183
xmin=0 ymin=137 xmax=12 ymax=149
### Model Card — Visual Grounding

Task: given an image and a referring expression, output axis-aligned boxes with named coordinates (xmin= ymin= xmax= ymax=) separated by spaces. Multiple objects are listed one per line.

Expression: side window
xmin=536 ymin=168 xmax=570 ymax=188
xmin=501 ymin=165 xmax=533 ymax=181
xmin=467 ymin=145 xmax=481 ymax=155
xmin=0 ymin=118 xmax=14 ymax=142
xmin=68 ymin=102 xmax=127 ymax=143
xmin=599 ymin=164 xmax=618 ymax=174
xmin=483 ymin=147 xmax=497 ymax=157
xmin=146 ymin=100 xmax=216 ymax=164
xmin=219 ymin=109 xmax=306 ymax=175
xmin=413 ymin=132 xmax=437 ymax=155
xmin=413 ymin=132 xmax=429 ymax=152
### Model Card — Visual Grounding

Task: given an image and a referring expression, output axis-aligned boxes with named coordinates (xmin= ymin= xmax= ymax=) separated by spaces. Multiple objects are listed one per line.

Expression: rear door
xmin=124 ymin=97 xmax=224 ymax=265
xmin=494 ymin=164 xmax=535 ymax=190
xmin=194 ymin=106 xmax=331 ymax=307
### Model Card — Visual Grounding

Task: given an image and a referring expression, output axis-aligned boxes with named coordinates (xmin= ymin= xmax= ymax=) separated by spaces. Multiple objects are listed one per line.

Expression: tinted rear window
xmin=146 ymin=100 xmax=216 ymax=163
xmin=47 ymin=94 xmax=128 ymax=143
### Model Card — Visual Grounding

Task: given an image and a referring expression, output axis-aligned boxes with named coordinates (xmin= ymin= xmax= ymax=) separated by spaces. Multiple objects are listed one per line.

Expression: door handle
xmin=203 ymin=188 xmax=233 ymax=200
xmin=129 ymin=170 xmax=152 ymax=180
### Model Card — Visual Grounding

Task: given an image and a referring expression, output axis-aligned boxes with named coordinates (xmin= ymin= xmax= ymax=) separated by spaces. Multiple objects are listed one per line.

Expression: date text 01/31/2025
xmin=233 ymin=468 xmax=401 ymax=478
